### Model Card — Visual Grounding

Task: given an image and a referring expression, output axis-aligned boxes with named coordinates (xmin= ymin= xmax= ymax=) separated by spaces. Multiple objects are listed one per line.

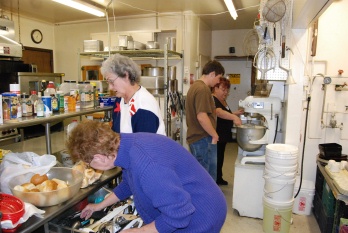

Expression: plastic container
xmin=292 ymin=179 xmax=315 ymax=215
xmin=42 ymin=96 xmax=52 ymax=116
xmin=30 ymin=90 xmax=39 ymax=115
xmin=319 ymin=143 xmax=342 ymax=158
xmin=264 ymin=176 xmax=296 ymax=202
xmin=60 ymin=150 xmax=74 ymax=167
xmin=59 ymin=80 xmax=77 ymax=96
xmin=266 ymin=144 xmax=298 ymax=166
xmin=2 ymin=93 xmax=18 ymax=119
xmin=265 ymin=163 xmax=298 ymax=174
xmin=35 ymin=92 xmax=44 ymax=117
xmin=44 ymin=81 xmax=56 ymax=97
xmin=263 ymin=197 xmax=294 ymax=233
xmin=20 ymin=93 xmax=33 ymax=117
xmin=78 ymin=81 xmax=93 ymax=109
xmin=0 ymin=193 xmax=25 ymax=231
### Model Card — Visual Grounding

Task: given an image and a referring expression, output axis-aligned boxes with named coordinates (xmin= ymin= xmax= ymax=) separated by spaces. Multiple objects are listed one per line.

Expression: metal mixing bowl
xmin=236 ymin=124 xmax=266 ymax=152
xmin=8 ymin=167 xmax=83 ymax=207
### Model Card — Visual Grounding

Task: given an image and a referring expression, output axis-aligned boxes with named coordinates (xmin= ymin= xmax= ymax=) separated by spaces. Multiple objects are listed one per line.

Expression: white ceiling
xmin=0 ymin=0 xmax=261 ymax=30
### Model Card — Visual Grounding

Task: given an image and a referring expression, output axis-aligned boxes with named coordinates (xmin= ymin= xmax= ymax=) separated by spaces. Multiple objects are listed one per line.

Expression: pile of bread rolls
xmin=14 ymin=173 xmax=68 ymax=192
xmin=72 ymin=161 xmax=103 ymax=188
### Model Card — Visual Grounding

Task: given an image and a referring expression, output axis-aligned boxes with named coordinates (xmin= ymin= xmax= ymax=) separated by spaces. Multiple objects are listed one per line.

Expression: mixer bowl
xmin=236 ymin=124 xmax=266 ymax=152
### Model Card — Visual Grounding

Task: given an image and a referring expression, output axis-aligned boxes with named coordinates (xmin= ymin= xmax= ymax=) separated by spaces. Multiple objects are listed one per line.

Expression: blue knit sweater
xmin=114 ymin=133 xmax=227 ymax=232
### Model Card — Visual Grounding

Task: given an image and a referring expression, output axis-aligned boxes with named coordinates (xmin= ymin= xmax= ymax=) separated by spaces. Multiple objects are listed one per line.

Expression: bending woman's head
xmin=66 ymin=121 xmax=120 ymax=164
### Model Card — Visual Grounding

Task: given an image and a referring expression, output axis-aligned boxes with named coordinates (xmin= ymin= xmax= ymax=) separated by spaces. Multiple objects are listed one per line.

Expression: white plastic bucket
xmin=265 ymin=162 xmax=298 ymax=174
xmin=292 ymin=179 xmax=315 ymax=215
xmin=266 ymin=144 xmax=298 ymax=167
xmin=265 ymin=153 xmax=298 ymax=167
xmin=266 ymin=144 xmax=298 ymax=155
xmin=264 ymin=167 xmax=297 ymax=180
xmin=263 ymin=197 xmax=294 ymax=233
xmin=264 ymin=176 xmax=296 ymax=202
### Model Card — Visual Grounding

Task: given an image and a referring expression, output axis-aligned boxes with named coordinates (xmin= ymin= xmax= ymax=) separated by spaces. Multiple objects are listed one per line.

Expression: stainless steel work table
xmin=13 ymin=167 xmax=122 ymax=233
xmin=0 ymin=106 xmax=113 ymax=154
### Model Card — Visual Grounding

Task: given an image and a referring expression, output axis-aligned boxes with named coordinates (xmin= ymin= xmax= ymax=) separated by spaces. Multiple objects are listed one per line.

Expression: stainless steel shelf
xmin=0 ymin=107 xmax=113 ymax=154
xmin=80 ymin=49 xmax=183 ymax=59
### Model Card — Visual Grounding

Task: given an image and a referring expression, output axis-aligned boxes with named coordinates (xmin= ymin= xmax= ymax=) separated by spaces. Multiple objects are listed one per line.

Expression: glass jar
xmin=21 ymin=93 xmax=33 ymax=117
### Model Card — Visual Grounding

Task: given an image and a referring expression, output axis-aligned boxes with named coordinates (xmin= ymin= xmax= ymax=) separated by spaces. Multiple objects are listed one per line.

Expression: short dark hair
xmin=202 ymin=60 xmax=225 ymax=76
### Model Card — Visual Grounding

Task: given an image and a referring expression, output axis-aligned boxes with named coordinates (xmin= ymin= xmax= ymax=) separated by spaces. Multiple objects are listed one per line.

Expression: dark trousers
xmin=217 ymin=141 xmax=227 ymax=181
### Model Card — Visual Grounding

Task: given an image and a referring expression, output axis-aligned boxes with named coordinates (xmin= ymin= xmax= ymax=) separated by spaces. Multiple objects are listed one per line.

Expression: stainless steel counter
xmin=0 ymin=106 xmax=112 ymax=154
xmin=14 ymin=167 xmax=122 ymax=233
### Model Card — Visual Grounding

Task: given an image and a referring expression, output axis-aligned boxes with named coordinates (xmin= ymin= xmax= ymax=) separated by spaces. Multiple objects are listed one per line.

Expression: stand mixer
xmin=237 ymin=96 xmax=282 ymax=164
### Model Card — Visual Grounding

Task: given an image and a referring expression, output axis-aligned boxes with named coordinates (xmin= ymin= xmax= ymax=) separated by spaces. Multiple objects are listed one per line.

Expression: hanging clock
xmin=31 ymin=29 xmax=43 ymax=44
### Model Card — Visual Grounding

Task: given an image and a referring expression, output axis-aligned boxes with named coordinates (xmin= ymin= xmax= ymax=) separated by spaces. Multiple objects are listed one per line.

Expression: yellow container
xmin=263 ymin=197 xmax=293 ymax=233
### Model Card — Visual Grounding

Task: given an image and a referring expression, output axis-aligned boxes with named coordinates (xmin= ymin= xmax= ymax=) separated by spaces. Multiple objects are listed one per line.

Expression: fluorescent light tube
xmin=224 ymin=0 xmax=238 ymax=20
xmin=52 ymin=0 xmax=105 ymax=17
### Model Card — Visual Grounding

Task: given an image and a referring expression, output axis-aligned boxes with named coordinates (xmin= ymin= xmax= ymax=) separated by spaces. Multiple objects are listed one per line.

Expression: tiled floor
xmin=220 ymin=143 xmax=320 ymax=233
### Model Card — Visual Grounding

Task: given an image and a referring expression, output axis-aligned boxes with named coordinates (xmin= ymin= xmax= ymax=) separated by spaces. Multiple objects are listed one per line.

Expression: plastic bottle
xmin=2 ymin=100 xmax=10 ymax=120
xmin=30 ymin=90 xmax=39 ymax=115
xmin=21 ymin=93 xmax=33 ymax=117
xmin=60 ymin=80 xmax=77 ymax=96
xmin=16 ymin=94 xmax=22 ymax=118
xmin=36 ymin=92 xmax=44 ymax=117
xmin=90 ymin=82 xmax=99 ymax=108
xmin=67 ymin=120 xmax=79 ymax=137
xmin=44 ymin=81 xmax=56 ymax=97
xmin=51 ymin=94 xmax=59 ymax=112
xmin=78 ymin=81 xmax=93 ymax=109
xmin=57 ymin=91 xmax=65 ymax=113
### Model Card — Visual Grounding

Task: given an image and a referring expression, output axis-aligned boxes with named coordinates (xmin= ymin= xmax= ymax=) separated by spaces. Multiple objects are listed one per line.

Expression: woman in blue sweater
xmin=66 ymin=121 xmax=227 ymax=232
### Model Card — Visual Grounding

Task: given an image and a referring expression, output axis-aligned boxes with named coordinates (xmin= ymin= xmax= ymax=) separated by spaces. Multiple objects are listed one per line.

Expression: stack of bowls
xmin=262 ymin=143 xmax=298 ymax=233
xmin=0 ymin=193 xmax=25 ymax=232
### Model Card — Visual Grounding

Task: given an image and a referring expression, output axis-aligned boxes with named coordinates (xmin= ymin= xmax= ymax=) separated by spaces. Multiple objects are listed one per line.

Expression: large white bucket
xmin=265 ymin=162 xmax=298 ymax=174
xmin=264 ymin=167 xmax=297 ymax=180
xmin=266 ymin=144 xmax=298 ymax=167
xmin=263 ymin=197 xmax=294 ymax=233
xmin=264 ymin=176 xmax=296 ymax=202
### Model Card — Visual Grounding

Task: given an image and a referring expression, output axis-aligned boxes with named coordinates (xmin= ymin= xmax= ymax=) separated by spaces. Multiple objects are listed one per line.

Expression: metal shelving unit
xmin=79 ymin=48 xmax=184 ymax=143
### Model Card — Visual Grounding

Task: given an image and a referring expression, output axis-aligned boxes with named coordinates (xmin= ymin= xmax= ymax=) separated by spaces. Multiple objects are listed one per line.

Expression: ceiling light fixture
xmin=52 ymin=0 xmax=105 ymax=17
xmin=224 ymin=0 xmax=238 ymax=20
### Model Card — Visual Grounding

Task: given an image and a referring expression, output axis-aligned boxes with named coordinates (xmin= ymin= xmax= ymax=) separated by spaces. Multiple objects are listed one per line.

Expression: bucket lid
xmin=266 ymin=144 xmax=298 ymax=154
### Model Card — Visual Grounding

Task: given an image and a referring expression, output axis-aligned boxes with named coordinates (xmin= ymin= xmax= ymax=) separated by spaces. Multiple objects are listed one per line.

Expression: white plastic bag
xmin=0 ymin=152 xmax=56 ymax=194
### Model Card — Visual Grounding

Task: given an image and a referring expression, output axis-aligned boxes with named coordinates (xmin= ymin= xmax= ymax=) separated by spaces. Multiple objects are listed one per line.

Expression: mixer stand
xmin=240 ymin=155 xmax=265 ymax=165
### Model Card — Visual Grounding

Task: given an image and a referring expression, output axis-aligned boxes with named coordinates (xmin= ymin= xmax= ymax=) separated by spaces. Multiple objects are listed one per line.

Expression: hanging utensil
xmin=253 ymin=46 xmax=276 ymax=80
xmin=262 ymin=0 xmax=286 ymax=41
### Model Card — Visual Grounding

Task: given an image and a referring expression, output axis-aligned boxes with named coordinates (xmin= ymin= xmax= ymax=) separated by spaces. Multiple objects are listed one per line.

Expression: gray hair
xmin=100 ymin=54 xmax=141 ymax=85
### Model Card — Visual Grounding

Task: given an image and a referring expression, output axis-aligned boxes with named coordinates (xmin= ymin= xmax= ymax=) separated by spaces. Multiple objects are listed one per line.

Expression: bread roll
xmin=28 ymin=188 xmax=40 ymax=192
xmin=14 ymin=185 xmax=28 ymax=192
xmin=38 ymin=180 xmax=58 ymax=192
xmin=52 ymin=178 xmax=68 ymax=190
xmin=22 ymin=182 xmax=36 ymax=190
xmin=30 ymin=174 xmax=49 ymax=186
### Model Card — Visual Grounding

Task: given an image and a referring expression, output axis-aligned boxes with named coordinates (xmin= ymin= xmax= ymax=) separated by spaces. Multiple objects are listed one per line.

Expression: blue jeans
xmin=189 ymin=136 xmax=217 ymax=181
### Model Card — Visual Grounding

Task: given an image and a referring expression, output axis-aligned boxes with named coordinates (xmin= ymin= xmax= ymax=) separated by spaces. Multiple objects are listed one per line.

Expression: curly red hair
xmin=65 ymin=120 xmax=120 ymax=163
